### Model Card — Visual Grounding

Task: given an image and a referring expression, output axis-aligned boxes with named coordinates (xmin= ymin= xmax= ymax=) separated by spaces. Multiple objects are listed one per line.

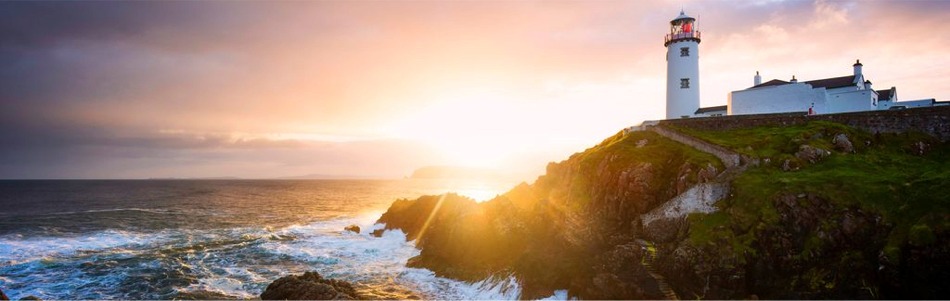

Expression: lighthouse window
xmin=680 ymin=47 xmax=689 ymax=57
xmin=680 ymin=78 xmax=690 ymax=89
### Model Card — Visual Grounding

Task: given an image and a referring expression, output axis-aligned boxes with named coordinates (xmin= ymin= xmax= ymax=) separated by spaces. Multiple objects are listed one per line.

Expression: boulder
xmin=175 ymin=290 xmax=232 ymax=300
xmin=795 ymin=145 xmax=830 ymax=164
xmin=370 ymin=229 xmax=385 ymax=237
xmin=261 ymin=271 xmax=362 ymax=300
xmin=781 ymin=159 xmax=800 ymax=172
xmin=832 ymin=133 xmax=854 ymax=153
xmin=911 ymin=141 xmax=930 ymax=156
xmin=0 ymin=288 xmax=7 ymax=301
xmin=696 ymin=163 xmax=718 ymax=183
xmin=344 ymin=225 xmax=361 ymax=234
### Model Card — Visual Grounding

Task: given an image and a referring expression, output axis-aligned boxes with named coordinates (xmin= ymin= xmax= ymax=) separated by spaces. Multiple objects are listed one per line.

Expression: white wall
xmin=826 ymin=89 xmax=875 ymax=113
xmin=878 ymin=99 xmax=894 ymax=110
xmin=893 ymin=99 xmax=935 ymax=108
xmin=728 ymin=83 xmax=825 ymax=115
xmin=666 ymin=40 xmax=700 ymax=119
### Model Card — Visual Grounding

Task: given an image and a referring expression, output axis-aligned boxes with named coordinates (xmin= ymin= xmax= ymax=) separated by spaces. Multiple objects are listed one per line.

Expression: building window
xmin=680 ymin=78 xmax=690 ymax=89
xmin=680 ymin=47 xmax=689 ymax=57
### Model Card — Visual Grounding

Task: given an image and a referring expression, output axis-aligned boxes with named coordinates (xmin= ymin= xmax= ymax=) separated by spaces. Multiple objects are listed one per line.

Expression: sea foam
xmin=0 ymin=215 xmax=523 ymax=300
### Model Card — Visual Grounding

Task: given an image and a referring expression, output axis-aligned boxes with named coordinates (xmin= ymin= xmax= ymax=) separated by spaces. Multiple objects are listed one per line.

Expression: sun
xmin=385 ymin=91 xmax=530 ymax=169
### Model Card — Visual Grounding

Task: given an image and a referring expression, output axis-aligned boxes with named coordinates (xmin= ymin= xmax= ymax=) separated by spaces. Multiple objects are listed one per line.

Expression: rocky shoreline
xmin=367 ymin=123 xmax=950 ymax=299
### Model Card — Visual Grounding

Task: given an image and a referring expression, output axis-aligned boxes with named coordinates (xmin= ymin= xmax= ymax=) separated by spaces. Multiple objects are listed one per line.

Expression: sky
xmin=1 ymin=0 xmax=949 ymax=180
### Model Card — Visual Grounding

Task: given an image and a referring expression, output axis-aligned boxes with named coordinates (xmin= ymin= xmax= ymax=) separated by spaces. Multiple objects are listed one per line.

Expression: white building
xmin=665 ymin=10 xmax=701 ymax=119
xmin=660 ymin=10 xmax=947 ymax=119
xmin=724 ymin=60 xmax=878 ymax=115
xmin=694 ymin=60 xmax=947 ymax=117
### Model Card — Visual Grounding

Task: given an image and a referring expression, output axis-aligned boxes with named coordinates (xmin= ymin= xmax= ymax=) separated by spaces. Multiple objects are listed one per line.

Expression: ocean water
xmin=0 ymin=179 xmax=529 ymax=300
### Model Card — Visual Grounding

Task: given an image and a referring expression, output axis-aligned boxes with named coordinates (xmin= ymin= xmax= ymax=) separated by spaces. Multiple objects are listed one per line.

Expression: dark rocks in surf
xmin=261 ymin=271 xmax=362 ymax=300
xmin=370 ymin=228 xmax=385 ymax=237
xmin=0 ymin=288 xmax=8 ymax=301
xmin=344 ymin=224 xmax=361 ymax=234
xmin=174 ymin=290 xmax=232 ymax=300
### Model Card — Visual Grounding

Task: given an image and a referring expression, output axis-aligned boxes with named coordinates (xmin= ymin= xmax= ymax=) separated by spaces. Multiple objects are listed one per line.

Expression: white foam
xmin=257 ymin=216 xmax=522 ymax=300
xmin=46 ymin=208 xmax=172 ymax=215
xmin=538 ymin=289 xmax=571 ymax=300
xmin=0 ymin=230 xmax=169 ymax=267
xmin=1 ymin=214 xmax=525 ymax=300
xmin=184 ymin=273 xmax=258 ymax=299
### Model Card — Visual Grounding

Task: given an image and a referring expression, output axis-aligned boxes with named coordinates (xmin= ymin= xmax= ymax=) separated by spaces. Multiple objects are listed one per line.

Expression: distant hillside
xmin=276 ymin=173 xmax=382 ymax=180
xmin=409 ymin=166 xmax=502 ymax=180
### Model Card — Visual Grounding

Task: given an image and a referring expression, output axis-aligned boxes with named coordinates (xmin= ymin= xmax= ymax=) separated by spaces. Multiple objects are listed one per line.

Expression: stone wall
xmin=649 ymin=125 xmax=741 ymax=168
xmin=659 ymin=106 xmax=950 ymax=141
xmin=640 ymin=182 xmax=728 ymax=228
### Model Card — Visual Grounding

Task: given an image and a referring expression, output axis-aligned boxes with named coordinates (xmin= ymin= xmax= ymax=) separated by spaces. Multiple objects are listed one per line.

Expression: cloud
xmin=1 ymin=0 xmax=949 ymax=178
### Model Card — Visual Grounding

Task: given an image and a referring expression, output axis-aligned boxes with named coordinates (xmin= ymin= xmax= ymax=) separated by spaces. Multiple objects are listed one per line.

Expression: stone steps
xmin=639 ymin=240 xmax=679 ymax=300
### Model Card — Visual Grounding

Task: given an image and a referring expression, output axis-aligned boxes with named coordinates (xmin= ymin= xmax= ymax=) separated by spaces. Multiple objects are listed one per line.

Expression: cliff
xmin=376 ymin=119 xmax=950 ymax=299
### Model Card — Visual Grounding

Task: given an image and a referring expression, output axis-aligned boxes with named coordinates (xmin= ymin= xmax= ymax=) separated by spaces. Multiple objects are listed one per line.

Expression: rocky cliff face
xmin=377 ymin=122 xmax=950 ymax=299
xmin=378 ymin=130 xmax=721 ymax=299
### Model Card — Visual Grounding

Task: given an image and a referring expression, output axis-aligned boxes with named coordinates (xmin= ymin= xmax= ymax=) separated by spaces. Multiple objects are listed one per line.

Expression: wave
xmin=0 ymin=213 xmax=524 ymax=300
xmin=0 ymin=229 xmax=171 ymax=267
xmin=43 ymin=208 xmax=174 ymax=216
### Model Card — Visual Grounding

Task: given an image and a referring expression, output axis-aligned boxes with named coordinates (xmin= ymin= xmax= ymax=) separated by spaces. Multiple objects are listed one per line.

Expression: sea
xmin=0 ymin=179 xmax=560 ymax=300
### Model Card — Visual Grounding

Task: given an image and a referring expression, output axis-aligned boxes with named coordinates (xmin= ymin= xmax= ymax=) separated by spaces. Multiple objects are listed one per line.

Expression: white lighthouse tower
xmin=665 ymin=10 xmax=701 ymax=119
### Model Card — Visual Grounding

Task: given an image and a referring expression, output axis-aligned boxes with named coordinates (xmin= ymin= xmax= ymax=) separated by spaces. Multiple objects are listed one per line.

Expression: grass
xmin=541 ymin=130 xmax=724 ymax=211
xmin=574 ymin=130 xmax=725 ymax=174
xmin=677 ymin=121 xmax=950 ymax=262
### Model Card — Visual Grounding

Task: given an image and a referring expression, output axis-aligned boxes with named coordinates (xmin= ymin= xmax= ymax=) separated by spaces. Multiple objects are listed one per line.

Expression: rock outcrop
xmin=376 ymin=120 xmax=950 ymax=299
xmin=795 ymin=144 xmax=830 ymax=163
xmin=832 ymin=133 xmax=854 ymax=153
xmin=261 ymin=271 xmax=362 ymax=300
xmin=344 ymin=225 xmax=360 ymax=234
xmin=376 ymin=130 xmax=723 ymax=299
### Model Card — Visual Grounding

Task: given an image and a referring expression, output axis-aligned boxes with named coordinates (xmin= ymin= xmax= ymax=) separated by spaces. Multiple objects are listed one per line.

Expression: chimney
xmin=853 ymin=59 xmax=863 ymax=77
xmin=865 ymin=80 xmax=872 ymax=90
xmin=754 ymin=71 xmax=762 ymax=86
xmin=790 ymin=75 xmax=798 ymax=83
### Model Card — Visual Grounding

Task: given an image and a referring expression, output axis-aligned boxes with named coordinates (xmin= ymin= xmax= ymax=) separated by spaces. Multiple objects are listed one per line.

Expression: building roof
xmin=694 ymin=105 xmax=727 ymax=114
xmin=750 ymin=75 xmax=857 ymax=90
xmin=671 ymin=10 xmax=695 ymax=24
xmin=804 ymin=75 xmax=856 ymax=89
xmin=876 ymin=88 xmax=892 ymax=100
xmin=752 ymin=79 xmax=789 ymax=88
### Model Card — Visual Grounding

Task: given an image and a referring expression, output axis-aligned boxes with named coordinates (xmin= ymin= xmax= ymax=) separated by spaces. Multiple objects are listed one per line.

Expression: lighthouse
xmin=665 ymin=10 xmax=701 ymax=119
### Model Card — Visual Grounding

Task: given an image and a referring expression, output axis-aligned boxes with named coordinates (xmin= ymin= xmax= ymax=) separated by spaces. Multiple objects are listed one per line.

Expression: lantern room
xmin=664 ymin=10 xmax=701 ymax=47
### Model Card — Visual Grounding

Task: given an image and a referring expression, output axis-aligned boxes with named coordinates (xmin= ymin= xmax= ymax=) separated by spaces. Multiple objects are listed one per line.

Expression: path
xmin=625 ymin=122 xmax=752 ymax=300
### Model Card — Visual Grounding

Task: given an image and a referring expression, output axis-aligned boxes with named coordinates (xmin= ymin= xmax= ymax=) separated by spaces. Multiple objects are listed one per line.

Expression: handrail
xmin=664 ymin=31 xmax=701 ymax=45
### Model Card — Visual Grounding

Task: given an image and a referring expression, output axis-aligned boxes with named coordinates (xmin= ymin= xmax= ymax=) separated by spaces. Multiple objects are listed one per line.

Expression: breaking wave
xmin=0 ymin=213 xmax=522 ymax=300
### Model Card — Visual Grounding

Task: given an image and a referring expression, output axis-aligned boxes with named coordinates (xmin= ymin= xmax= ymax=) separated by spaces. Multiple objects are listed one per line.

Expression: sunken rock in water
xmin=344 ymin=224 xmax=361 ymax=234
xmin=261 ymin=271 xmax=362 ymax=300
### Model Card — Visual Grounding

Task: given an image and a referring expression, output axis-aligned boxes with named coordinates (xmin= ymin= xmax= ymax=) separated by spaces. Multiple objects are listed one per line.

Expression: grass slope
xmin=671 ymin=121 xmax=949 ymax=298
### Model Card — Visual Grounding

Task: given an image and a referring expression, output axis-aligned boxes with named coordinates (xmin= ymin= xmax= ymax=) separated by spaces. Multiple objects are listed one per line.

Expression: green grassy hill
xmin=670 ymin=121 xmax=949 ymax=298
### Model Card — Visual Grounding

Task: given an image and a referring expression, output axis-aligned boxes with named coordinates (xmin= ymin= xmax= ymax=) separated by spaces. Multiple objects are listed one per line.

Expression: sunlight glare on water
xmin=0 ymin=179 xmax=529 ymax=300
